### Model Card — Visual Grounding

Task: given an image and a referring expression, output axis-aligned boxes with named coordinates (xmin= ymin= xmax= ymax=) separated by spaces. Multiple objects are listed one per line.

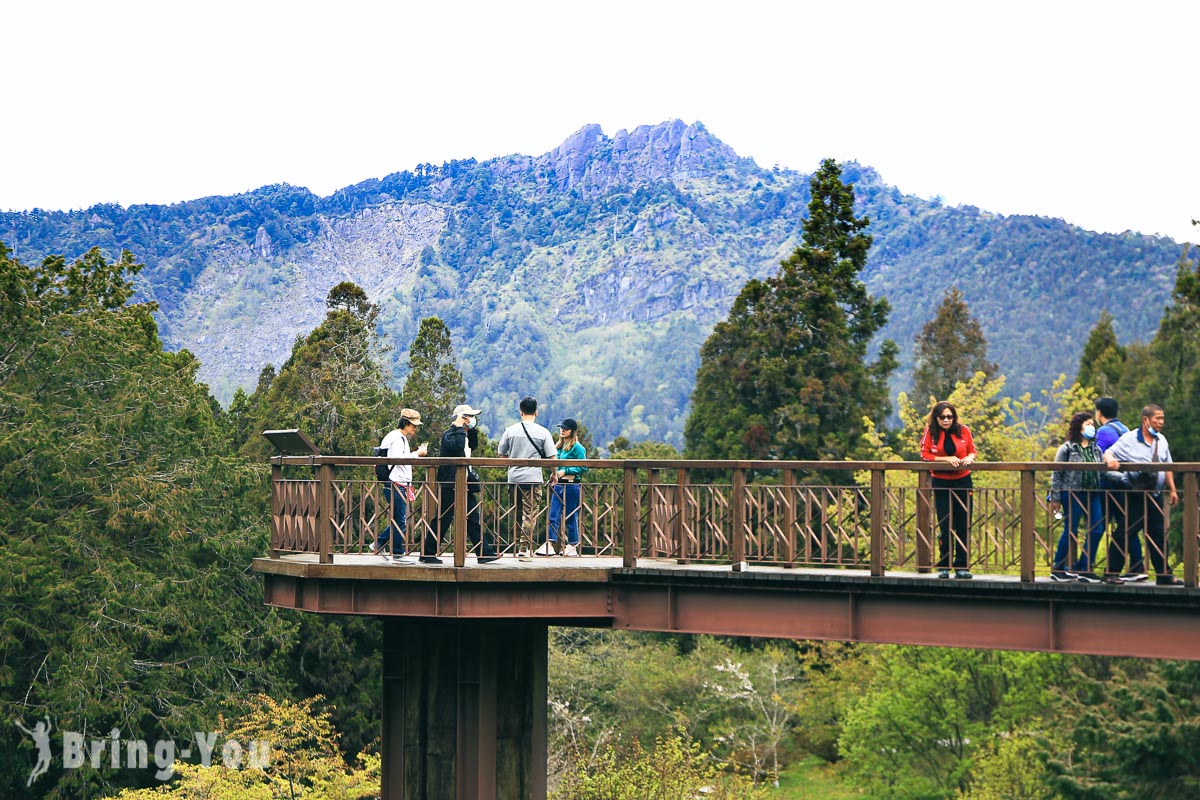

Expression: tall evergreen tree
xmin=684 ymin=159 xmax=897 ymax=461
xmin=910 ymin=286 xmax=998 ymax=404
xmin=1125 ymin=239 xmax=1200 ymax=459
xmin=0 ymin=244 xmax=296 ymax=799
xmin=244 ymin=282 xmax=398 ymax=457
xmin=1075 ymin=310 xmax=1126 ymax=397
xmin=401 ymin=316 xmax=466 ymax=443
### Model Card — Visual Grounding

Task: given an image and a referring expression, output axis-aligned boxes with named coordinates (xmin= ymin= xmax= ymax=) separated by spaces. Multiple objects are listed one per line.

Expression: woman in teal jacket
xmin=541 ymin=418 xmax=587 ymax=556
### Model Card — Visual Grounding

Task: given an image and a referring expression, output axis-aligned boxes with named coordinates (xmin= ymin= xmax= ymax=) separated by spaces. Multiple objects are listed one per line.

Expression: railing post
xmin=317 ymin=461 xmax=334 ymax=565
xmin=916 ymin=469 xmax=932 ymax=572
xmin=270 ymin=462 xmax=282 ymax=558
xmin=870 ymin=467 xmax=885 ymax=577
xmin=622 ymin=462 xmax=638 ymax=568
xmin=1184 ymin=471 xmax=1198 ymax=588
xmin=1020 ymin=467 xmax=1036 ymax=583
xmin=732 ymin=466 xmax=747 ymax=572
xmin=454 ymin=464 xmax=468 ymax=567
xmin=677 ymin=468 xmax=691 ymax=564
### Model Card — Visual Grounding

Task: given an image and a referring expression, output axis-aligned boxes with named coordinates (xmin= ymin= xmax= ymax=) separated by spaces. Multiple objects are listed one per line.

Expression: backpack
xmin=373 ymin=446 xmax=391 ymax=482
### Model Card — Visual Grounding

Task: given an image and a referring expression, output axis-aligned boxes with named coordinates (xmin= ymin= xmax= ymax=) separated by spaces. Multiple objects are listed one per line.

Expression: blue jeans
xmin=1052 ymin=490 xmax=1105 ymax=572
xmin=548 ymin=483 xmax=581 ymax=545
xmin=377 ymin=482 xmax=408 ymax=553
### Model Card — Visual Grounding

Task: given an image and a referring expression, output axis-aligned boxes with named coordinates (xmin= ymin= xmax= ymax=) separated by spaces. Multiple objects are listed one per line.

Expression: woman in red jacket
xmin=920 ymin=401 xmax=977 ymax=579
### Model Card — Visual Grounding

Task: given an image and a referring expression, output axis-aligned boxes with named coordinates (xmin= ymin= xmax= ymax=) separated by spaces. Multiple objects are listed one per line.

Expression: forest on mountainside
xmin=3 ymin=162 xmax=1199 ymax=796
xmin=0 ymin=121 xmax=1185 ymax=448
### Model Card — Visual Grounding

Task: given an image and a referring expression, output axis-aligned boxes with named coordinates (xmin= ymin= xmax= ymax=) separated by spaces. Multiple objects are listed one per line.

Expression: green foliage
xmin=957 ymin=730 xmax=1059 ymax=800
xmin=1076 ymin=310 xmax=1126 ymax=398
xmin=886 ymin=372 xmax=1093 ymax=476
xmin=241 ymin=282 xmax=398 ymax=457
xmin=112 ymin=694 xmax=380 ymax=800
xmin=1048 ymin=659 xmax=1200 ymax=799
xmin=1118 ymin=241 xmax=1200 ymax=459
xmin=0 ymin=244 xmax=296 ymax=799
xmin=685 ymin=158 xmax=898 ymax=462
xmin=399 ymin=316 xmax=466 ymax=444
xmin=837 ymin=647 xmax=1061 ymax=800
xmin=2 ymin=133 xmax=1182 ymax=449
xmin=910 ymin=287 xmax=997 ymax=405
xmin=552 ymin=727 xmax=767 ymax=800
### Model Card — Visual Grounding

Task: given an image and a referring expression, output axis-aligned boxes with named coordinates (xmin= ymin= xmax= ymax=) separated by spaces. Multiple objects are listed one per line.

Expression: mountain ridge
xmin=0 ymin=120 xmax=1182 ymax=447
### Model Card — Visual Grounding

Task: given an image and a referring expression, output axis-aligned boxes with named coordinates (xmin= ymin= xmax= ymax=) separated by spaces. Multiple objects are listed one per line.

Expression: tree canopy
xmin=684 ymin=158 xmax=897 ymax=461
xmin=910 ymin=286 xmax=997 ymax=405
xmin=0 ymin=244 xmax=296 ymax=799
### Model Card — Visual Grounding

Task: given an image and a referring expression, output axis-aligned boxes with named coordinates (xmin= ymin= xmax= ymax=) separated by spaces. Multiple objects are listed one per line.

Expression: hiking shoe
xmin=1050 ymin=571 xmax=1078 ymax=582
xmin=563 ymin=544 xmax=579 ymax=557
xmin=955 ymin=569 xmax=974 ymax=580
xmin=1075 ymin=572 xmax=1102 ymax=584
xmin=1120 ymin=572 xmax=1149 ymax=583
xmin=937 ymin=569 xmax=951 ymax=579
xmin=517 ymin=550 xmax=533 ymax=562
xmin=1156 ymin=575 xmax=1184 ymax=586
xmin=418 ymin=556 xmax=443 ymax=565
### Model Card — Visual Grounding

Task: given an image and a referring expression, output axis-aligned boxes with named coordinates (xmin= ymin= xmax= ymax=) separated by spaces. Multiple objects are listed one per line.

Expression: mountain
xmin=0 ymin=120 xmax=1183 ymax=449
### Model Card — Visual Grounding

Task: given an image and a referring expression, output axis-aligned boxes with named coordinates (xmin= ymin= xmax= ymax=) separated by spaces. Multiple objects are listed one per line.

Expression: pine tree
xmin=684 ymin=159 xmax=898 ymax=461
xmin=1075 ymin=310 xmax=1126 ymax=397
xmin=910 ymin=286 xmax=998 ymax=404
xmin=1125 ymin=238 xmax=1200 ymax=459
xmin=401 ymin=316 xmax=466 ymax=444
xmin=0 ymin=244 xmax=296 ymax=798
xmin=244 ymin=283 xmax=398 ymax=456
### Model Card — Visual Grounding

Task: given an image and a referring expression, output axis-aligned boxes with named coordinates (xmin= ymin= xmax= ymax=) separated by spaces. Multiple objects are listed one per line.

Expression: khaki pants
xmin=512 ymin=484 xmax=543 ymax=554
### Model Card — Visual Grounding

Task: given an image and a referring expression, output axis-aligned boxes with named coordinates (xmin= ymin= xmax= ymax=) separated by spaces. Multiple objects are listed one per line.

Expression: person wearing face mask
xmin=1103 ymin=404 xmax=1181 ymax=586
xmin=427 ymin=404 xmax=498 ymax=564
xmin=1048 ymin=411 xmax=1105 ymax=583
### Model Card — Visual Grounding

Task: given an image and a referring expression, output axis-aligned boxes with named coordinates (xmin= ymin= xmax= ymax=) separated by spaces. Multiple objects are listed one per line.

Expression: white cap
xmin=451 ymin=404 xmax=482 ymax=418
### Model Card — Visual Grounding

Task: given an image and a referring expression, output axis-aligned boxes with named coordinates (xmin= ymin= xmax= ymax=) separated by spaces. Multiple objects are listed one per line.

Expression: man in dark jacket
xmin=424 ymin=403 xmax=498 ymax=564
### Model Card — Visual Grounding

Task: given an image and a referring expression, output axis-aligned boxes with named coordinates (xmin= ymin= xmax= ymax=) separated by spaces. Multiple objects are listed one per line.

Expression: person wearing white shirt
xmin=372 ymin=409 xmax=427 ymax=563
xmin=1103 ymin=404 xmax=1181 ymax=586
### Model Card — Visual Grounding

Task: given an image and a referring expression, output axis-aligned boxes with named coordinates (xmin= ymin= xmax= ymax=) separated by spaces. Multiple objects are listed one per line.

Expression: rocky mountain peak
xmin=539 ymin=119 xmax=740 ymax=193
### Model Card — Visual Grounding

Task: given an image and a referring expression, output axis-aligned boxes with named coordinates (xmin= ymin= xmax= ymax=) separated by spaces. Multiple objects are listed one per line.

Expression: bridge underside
xmin=255 ymin=558 xmax=1200 ymax=661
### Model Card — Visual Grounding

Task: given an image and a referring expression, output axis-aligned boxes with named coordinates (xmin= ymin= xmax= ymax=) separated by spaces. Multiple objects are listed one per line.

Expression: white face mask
xmin=1082 ymin=424 xmax=1096 ymax=440
xmin=467 ymin=416 xmax=477 ymax=430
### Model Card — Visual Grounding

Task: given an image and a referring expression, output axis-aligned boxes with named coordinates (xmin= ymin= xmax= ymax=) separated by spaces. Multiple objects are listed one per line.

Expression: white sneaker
xmin=391 ymin=555 xmax=417 ymax=565
xmin=517 ymin=550 xmax=533 ymax=562
xmin=369 ymin=540 xmax=380 ymax=554
xmin=563 ymin=544 xmax=579 ymax=557
xmin=535 ymin=541 xmax=555 ymax=556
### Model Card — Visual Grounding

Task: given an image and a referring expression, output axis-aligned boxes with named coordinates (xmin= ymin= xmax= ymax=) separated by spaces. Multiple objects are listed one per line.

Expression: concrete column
xmin=382 ymin=619 xmax=548 ymax=800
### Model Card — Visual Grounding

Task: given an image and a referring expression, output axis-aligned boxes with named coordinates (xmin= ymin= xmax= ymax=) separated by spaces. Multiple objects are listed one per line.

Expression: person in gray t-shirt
xmin=497 ymin=396 xmax=558 ymax=561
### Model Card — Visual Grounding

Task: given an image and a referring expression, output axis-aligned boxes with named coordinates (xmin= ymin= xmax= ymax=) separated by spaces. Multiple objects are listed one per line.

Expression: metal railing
xmin=267 ymin=456 xmax=1200 ymax=585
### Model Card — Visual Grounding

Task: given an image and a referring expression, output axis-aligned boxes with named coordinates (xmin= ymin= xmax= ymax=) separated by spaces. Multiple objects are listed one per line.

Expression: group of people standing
xmin=371 ymin=397 xmax=588 ymax=564
xmin=921 ymin=396 xmax=1182 ymax=585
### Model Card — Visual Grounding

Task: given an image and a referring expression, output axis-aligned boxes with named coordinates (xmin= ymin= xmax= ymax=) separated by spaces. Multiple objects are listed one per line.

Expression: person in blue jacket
xmin=540 ymin=418 xmax=587 ymax=556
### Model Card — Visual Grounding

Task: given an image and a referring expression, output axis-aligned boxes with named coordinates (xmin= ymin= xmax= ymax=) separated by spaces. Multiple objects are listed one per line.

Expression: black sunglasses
xmin=937 ymin=413 xmax=955 ymax=420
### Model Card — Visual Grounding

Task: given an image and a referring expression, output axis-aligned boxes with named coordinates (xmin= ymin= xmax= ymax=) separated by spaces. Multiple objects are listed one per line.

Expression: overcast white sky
xmin=5 ymin=2 xmax=1197 ymax=242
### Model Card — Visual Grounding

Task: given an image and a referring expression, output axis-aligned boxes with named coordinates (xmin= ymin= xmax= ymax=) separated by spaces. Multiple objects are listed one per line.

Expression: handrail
xmin=266 ymin=456 xmax=1200 ymax=586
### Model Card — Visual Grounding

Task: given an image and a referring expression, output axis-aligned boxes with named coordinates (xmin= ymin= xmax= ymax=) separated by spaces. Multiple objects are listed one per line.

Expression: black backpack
xmin=373 ymin=446 xmax=391 ymax=482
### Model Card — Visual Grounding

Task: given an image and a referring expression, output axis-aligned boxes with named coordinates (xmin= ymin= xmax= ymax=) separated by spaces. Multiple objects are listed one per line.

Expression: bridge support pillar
xmin=382 ymin=619 xmax=548 ymax=800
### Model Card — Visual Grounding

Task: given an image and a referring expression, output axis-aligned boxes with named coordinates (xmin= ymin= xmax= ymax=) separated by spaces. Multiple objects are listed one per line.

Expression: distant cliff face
xmin=0 ymin=120 xmax=1181 ymax=448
